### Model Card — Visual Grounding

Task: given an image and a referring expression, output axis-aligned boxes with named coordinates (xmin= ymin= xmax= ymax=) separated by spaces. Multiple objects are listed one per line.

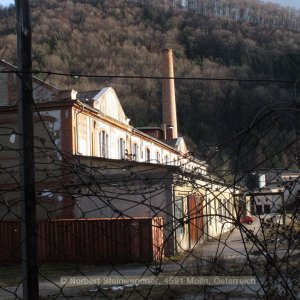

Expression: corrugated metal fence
xmin=0 ymin=217 xmax=164 ymax=264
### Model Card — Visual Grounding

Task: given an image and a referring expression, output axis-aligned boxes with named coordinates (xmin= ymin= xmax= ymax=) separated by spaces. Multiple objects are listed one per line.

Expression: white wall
xmin=204 ymin=184 xmax=235 ymax=239
xmin=75 ymin=110 xmax=179 ymax=164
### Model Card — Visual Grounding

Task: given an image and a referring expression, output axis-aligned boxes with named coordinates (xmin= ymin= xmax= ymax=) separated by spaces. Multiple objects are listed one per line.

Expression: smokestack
xmin=162 ymin=49 xmax=178 ymax=139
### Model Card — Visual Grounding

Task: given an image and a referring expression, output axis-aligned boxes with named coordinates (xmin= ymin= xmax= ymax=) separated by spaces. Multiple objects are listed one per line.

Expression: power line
xmin=0 ymin=69 xmax=296 ymax=84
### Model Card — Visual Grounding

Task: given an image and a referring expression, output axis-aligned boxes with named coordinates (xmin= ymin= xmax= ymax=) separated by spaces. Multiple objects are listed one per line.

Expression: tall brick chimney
xmin=162 ymin=49 xmax=178 ymax=139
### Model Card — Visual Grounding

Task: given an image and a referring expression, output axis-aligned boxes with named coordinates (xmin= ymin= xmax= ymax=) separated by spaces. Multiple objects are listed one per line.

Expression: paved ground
xmin=193 ymin=221 xmax=258 ymax=256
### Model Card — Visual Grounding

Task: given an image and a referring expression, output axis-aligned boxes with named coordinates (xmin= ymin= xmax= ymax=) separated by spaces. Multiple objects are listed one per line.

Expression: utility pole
xmin=16 ymin=0 xmax=39 ymax=299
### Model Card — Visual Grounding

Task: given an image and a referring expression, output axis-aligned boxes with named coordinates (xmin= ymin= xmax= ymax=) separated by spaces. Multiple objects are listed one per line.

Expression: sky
xmin=262 ymin=0 xmax=300 ymax=8
xmin=0 ymin=0 xmax=300 ymax=9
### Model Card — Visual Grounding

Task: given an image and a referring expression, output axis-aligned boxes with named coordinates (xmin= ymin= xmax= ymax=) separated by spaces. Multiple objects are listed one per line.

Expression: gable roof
xmin=92 ymin=87 xmax=130 ymax=125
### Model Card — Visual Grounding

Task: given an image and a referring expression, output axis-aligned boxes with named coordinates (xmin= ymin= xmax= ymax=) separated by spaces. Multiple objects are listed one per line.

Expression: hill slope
xmin=0 ymin=0 xmax=300 ymax=171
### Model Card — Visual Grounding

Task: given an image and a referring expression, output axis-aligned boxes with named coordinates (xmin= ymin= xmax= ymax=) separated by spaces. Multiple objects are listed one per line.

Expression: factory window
xmin=145 ymin=148 xmax=151 ymax=162
xmin=132 ymin=143 xmax=139 ymax=161
xmin=156 ymin=152 xmax=161 ymax=163
xmin=164 ymin=155 xmax=169 ymax=164
xmin=118 ymin=138 xmax=125 ymax=159
xmin=99 ymin=131 xmax=109 ymax=158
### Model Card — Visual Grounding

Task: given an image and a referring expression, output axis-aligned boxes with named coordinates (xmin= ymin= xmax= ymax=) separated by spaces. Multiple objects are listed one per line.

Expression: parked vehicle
xmin=241 ymin=215 xmax=254 ymax=225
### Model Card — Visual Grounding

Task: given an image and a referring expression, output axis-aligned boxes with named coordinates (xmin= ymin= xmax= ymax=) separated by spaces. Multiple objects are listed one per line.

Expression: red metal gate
xmin=0 ymin=217 xmax=164 ymax=264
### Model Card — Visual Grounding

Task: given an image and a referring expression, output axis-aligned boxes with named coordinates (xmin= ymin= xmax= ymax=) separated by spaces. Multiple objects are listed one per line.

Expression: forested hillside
xmin=1 ymin=0 xmax=300 ymax=171
xmin=128 ymin=0 xmax=300 ymax=31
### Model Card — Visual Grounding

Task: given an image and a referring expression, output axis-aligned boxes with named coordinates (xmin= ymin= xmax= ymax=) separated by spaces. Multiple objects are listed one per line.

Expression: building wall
xmin=252 ymin=194 xmax=283 ymax=214
xmin=255 ymin=170 xmax=300 ymax=206
xmin=71 ymin=167 xmax=236 ymax=254
xmin=0 ymin=103 xmax=74 ymax=220
xmin=73 ymin=106 xmax=181 ymax=165
xmin=204 ymin=182 xmax=235 ymax=239
xmin=71 ymin=160 xmax=176 ymax=254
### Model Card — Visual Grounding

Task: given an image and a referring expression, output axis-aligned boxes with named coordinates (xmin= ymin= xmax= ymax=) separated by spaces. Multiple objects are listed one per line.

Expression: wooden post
xmin=16 ymin=0 xmax=39 ymax=299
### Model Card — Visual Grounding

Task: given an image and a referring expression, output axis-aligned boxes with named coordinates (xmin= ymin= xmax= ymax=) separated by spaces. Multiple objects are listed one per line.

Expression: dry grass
xmin=0 ymin=263 xmax=82 ymax=288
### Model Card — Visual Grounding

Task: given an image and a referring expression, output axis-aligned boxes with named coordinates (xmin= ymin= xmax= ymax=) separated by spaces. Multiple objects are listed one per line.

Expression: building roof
xmin=137 ymin=127 xmax=163 ymax=130
xmin=164 ymin=139 xmax=178 ymax=148
xmin=77 ymin=90 xmax=100 ymax=101
xmin=0 ymin=59 xmax=60 ymax=93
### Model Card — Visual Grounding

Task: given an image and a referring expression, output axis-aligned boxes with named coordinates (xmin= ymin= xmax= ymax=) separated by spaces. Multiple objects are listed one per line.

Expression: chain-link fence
xmin=1 ymin=75 xmax=300 ymax=299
